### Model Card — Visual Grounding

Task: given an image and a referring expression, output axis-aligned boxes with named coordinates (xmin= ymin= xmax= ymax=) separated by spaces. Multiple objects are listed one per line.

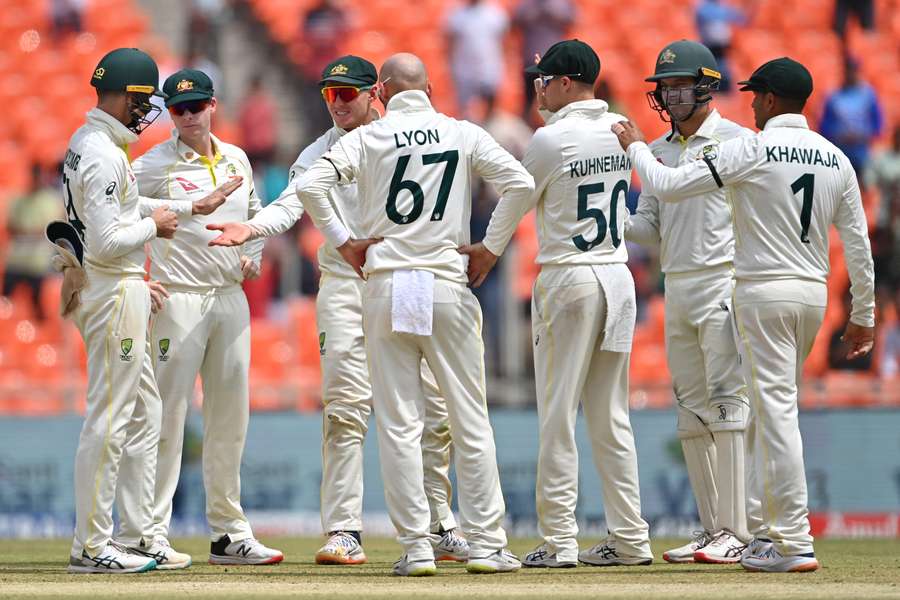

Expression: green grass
xmin=1 ymin=537 xmax=899 ymax=599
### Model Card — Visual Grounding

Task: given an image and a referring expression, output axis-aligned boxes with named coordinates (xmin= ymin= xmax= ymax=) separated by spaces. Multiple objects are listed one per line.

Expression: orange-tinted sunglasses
xmin=321 ymin=85 xmax=372 ymax=103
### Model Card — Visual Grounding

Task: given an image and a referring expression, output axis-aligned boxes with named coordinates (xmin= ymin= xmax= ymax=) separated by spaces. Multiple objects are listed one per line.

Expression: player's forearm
xmin=93 ymin=217 xmax=157 ymax=261
xmin=838 ymin=226 xmax=876 ymax=327
xmin=623 ymin=211 xmax=660 ymax=246
xmin=138 ymin=196 xmax=193 ymax=218
xmin=245 ymin=199 xmax=303 ymax=240
xmin=296 ymin=161 xmax=349 ymax=248
xmin=628 ymin=142 xmax=718 ymax=201
xmin=482 ymin=186 xmax=536 ymax=256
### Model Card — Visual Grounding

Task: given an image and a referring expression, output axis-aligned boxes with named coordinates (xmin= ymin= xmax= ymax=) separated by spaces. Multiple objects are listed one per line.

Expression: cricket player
xmin=209 ymin=53 xmax=534 ymax=576
xmin=462 ymin=39 xmax=653 ymax=568
xmin=62 ymin=47 xmax=178 ymax=574
xmin=614 ymin=57 xmax=876 ymax=573
xmin=132 ymin=69 xmax=283 ymax=566
xmin=625 ymin=40 xmax=754 ymax=564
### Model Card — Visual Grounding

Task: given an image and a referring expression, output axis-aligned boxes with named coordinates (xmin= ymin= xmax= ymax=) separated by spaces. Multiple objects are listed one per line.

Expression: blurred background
xmin=0 ymin=0 xmax=897 ymax=540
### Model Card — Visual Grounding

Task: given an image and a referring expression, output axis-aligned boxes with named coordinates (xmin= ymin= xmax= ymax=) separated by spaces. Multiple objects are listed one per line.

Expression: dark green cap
xmin=738 ymin=57 xmax=813 ymax=100
xmin=90 ymin=47 xmax=164 ymax=97
xmin=525 ymin=39 xmax=600 ymax=85
xmin=162 ymin=69 xmax=214 ymax=107
xmin=646 ymin=40 xmax=721 ymax=82
xmin=320 ymin=55 xmax=377 ymax=87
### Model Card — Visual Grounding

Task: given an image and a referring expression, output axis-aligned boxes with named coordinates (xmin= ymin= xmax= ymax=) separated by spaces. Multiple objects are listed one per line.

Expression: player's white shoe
xmin=662 ymin=530 xmax=714 ymax=563
xmin=522 ymin=543 xmax=577 ymax=568
xmin=741 ymin=537 xmax=773 ymax=561
xmin=127 ymin=538 xmax=192 ymax=570
xmin=68 ymin=541 xmax=157 ymax=574
xmin=208 ymin=535 xmax=284 ymax=565
xmin=578 ymin=540 xmax=653 ymax=567
xmin=740 ymin=545 xmax=819 ymax=572
xmin=693 ymin=529 xmax=747 ymax=564
xmin=466 ymin=548 xmax=521 ymax=574
xmin=315 ymin=532 xmax=367 ymax=565
xmin=392 ymin=555 xmax=437 ymax=577
xmin=432 ymin=528 xmax=469 ymax=562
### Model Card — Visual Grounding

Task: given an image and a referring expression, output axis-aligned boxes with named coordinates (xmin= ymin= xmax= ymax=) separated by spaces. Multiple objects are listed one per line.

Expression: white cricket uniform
xmin=625 ymin=109 xmax=755 ymax=540
xmin=627 ymin=113 xmax=875 ymax=556
xmin=482 ymin=99 xmax=651 ymax=561
xmin=62 ymin=108 xmax=162 ymax=557
xmin=285 ymin=90 xmax=534 ymax=560
xmin=132 ymin=132 xmax=262 ymax=543
xmin=263 ymin=125 xmax=458 ymax=535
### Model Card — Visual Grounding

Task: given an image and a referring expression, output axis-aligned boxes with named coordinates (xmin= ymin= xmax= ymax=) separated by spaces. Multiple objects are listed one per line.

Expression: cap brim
xmin=164 ymin=91 xmax=213 ymax=107
xmin=319 ymin=75 xmax=375 ymax=86
xmin=737 ymin=80 xmax=764 ymax=92
xmin=45 ymin=220 xmax=84 ymax=266
xmin=524 ymin=63 xmax=546 ymax=75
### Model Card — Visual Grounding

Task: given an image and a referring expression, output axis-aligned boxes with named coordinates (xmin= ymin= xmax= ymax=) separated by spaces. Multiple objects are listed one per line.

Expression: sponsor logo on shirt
xmin=175 ymin=177 xmax=201 ymax=193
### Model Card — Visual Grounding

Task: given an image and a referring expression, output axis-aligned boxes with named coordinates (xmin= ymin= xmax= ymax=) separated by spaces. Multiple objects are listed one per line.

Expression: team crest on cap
xmin=329 ymin=64 xmax=349 ymax=76
xmin=176 ymin=79 xmax=194 ymax=92
xmin=659 ymin=49 xmax=676 ymax=64
xmin=93 ymin=67 xmax=105 ymax=79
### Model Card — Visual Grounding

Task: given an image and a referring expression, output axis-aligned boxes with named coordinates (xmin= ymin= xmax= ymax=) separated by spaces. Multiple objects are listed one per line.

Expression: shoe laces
xmin=331 ymin=533 xmax=358 ymax=550
xmin=692 ymin=530 xmax=714 ymax=546
xmin=441 ymin=530 xmax=467 ymax=550
xmin=107 ymin=540 xmax=129 ymax=555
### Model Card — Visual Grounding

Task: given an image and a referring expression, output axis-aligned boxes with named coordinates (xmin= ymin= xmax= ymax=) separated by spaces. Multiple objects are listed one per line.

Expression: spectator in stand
xmin=867 ymin=125 xmax=900 ymax=293
xmin=512 ymin=0 xmax=576 ymax=118
xmin=694 ymin=0 xmax=746 ymax=91
xmin=50 ymin=0 xmax=84 ymax=40
xmin=445 ymin=0 xmax=509 ymax=118
xmin=820 ymin=57 xmax=884 ymax=186
xmin=299 ymin=0 xmax=352 ymax=133
xmin=238 ymin=75 xmax=278 ymax=173
xmin=834 ymin=0 xmax=875 ymax=40
xmin=189 ymin=0 xmax=227 ymax=57
xmin=594 ymin=78 xmax=625 ymax=117
xmin=2 ymin=163 xmax=65 ymax=320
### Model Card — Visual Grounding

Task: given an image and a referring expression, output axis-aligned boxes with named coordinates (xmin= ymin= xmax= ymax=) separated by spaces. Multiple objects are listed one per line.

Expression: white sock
xmin=682 ymin=435 xmax=718 ymax=533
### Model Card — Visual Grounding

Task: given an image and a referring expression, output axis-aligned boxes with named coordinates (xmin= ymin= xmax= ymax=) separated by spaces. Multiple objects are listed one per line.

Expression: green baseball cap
xmin=525 ymin=39 xmax=600 ymax=85
xmin=320 ymin=55 xmax=377 ymax=87
xmin=90 ymin=47 xmax=164 ymax=97
xmin=738 ymin=57 xmax=813 ymax=100
xmin=162 ymin=69 xmax=214 ymax=107
xmin=646 ymin=40 xmax=721 ymax=82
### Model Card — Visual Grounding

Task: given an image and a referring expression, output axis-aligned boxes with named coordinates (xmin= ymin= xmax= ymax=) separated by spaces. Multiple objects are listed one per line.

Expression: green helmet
xmin=90 ymin=48 xmax=165 ymax=134
xmin=645 ymin=40 xmax=721 ymax=125
xmin=90 ymin=48 xmax=163 ymax=96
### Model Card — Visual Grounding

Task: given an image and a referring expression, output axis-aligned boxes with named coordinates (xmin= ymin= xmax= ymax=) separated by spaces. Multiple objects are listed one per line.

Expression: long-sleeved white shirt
xmin=132 ymin=132 xmax=262 ymax=289
xmin=625 ymin=109 xmax=754 ymax=274
xmin=627 ymin=113 xmax=875 ymax=327
xmin=292 ymin=90 xmax=534 ymax=283
xmin=61 ymin=108 xmax=157 ymax=276
xmin=247 ymin=126 xmax=361 ymax=279
xmin=483 ymin=99 xmax=631 ymax=265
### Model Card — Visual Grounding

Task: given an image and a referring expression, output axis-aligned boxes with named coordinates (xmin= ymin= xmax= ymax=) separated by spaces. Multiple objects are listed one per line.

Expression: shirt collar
xmin=545 ymin=99 xmax=609 ymax=126
xmin=86 ymin=107 xmax=139 ymax=148
xmin=764 ymin=113 xmax=809 ymax=131
xmin=670 ymin=108 xmax=722 ymax=145
xmin=175 ymin=131 xmax=224 ymax=165
xmin=385 ymin=90 xmax=435 ymax=114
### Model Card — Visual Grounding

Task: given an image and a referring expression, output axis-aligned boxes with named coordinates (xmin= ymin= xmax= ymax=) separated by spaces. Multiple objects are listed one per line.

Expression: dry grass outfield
xmin=2 ymin=537 xmax=899 ymax=599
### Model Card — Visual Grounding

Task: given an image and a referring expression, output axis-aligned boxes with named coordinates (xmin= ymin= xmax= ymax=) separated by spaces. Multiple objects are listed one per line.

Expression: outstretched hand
xmin=206 ymin=222 xmax=253 ymax=246
xmin=457 ymin=242 xmax=498 ymax=288
xmin=192 ymin=177 xmax=243 ymax=216
xmin=611 ymin=120 xmax=646 ymax=151
xmin=337 ymin=237 xmax=383 ymax=280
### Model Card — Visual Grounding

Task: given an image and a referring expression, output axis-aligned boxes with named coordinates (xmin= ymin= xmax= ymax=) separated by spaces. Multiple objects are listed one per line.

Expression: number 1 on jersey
xmin=790 ymin=173 xmax=814 ymax=244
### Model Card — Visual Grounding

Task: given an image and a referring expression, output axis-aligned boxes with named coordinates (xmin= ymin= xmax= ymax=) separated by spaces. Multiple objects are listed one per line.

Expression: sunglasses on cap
xmin=321 ymin=85 xmax=374 ymax=103
xmin=168 ymin=99 xmax=211 ymax=116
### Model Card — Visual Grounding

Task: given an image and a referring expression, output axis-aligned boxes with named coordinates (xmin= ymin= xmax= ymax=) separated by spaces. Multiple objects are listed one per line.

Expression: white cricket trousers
xmin=733 ymin=279 xmax=825 ymax=556
xmin=148 ymin=285 xmax=253 ymax=542
xmin=317 ymin=275 xmax=457 ymax=534
xmin=531 ymin=264 xmax=651 ymax=562
xmin=664 ymin=265 xmax=750 ymax=540
xmin=71 ymin=272 xmax=161 ymax=557
xmin=362 ymin=273 xmax=507 ymax=561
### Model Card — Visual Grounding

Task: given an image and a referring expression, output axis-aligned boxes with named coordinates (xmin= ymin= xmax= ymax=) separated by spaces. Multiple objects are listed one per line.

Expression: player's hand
xmin=611 ymin=120 xmax=646 ymax=151
xmin=240 ymin=255 xmax=260 ymax=280
xmin=841 ymin=321 xmax=875 ymax=360
xmin=336 ymin=237 xmax=383 ymax=280
xmin=206 ymin=222 xmax=253 ymax=246
xmin=192 ymin=177 xmax=243 ymax=216
xmin=151 ymin=206 xmax=178 ymax=239
xmin=458 ymin=242 xmax=498 ymax=288
xmin=147 ymin=280 xmax=169 ymax=313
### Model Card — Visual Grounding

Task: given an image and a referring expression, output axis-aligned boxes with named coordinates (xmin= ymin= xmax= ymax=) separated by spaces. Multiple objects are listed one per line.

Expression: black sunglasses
xmin=169 ymin=99 xmax=211 ymax=116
